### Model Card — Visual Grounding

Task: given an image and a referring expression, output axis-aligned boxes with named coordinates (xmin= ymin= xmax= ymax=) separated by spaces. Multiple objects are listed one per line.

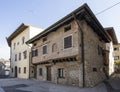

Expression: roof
xmin=26 ymin=3 xmax=111 ymax=44
xmin=6 ymin=23 xmax=29 ymax=47
xmin=104 ymin=27 xmax=118 ymax=44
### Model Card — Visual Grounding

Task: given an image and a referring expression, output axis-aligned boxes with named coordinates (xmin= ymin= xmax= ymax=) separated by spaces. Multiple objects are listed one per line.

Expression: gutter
xmin=72 ymin=13 xmax=85 ymax=87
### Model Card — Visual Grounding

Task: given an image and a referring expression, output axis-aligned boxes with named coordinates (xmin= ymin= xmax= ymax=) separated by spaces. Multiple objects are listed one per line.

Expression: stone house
xmin=7 ymin=23 xmax=44 ymax=79
xmin=26 ymin=4 xmax=112 ymax=87
xmin=104 ymin=27 xmax=118 ymax=76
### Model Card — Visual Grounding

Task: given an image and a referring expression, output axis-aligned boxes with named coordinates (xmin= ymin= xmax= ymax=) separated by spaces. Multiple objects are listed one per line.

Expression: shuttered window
xmin=64 ymin=35 xmax=72 ymax=49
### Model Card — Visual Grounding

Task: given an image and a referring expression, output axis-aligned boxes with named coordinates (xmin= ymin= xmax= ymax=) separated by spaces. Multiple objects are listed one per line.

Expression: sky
xmin=1 ymin=0 xmax=120 ymax=59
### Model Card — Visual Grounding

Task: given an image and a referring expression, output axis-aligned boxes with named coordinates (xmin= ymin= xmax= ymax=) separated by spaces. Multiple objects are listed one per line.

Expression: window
xmin=19 ymin=67 xmax=21 ymax=73
xmin=39 ymin=68 xmax=42 ymax=76
xmin=43 ymin=37 xmax=47 ymax=42
xmin=43 ymin=45 xmax=47 ymax=54
xmin=52 ymin=43 xmax=57 ymax=52
xmin=114 ymin=56 xmax=119 ymax=60
xmin=32 ymin=49 xmax=38 ymax=57
xmin=33 ymin=43 xmax=37 ymax=46
xmin=24 ymin=67 xmax=26 ymax=73
xmin=22 ymin=37 xmax=25 ymax=44
xmin=64 ymin=35 xmax=72 ymax=49
xmin=14 ymin=43 xmax=16 ymax=49
xmin=19 ymin=53 xmax=21 ymax=60
xmin=15 ymin=54 xmax=17 ymax=61
xmin=64 ymin=24 xmax=71 ymax=32
xmin=93 ymin=68 xmax=97 ymax=72
xmin=114 ymin=47 xmax=119 ymax=51
xmin=58 ymin=68 xmax=64 ymax=78
xmin=23 ymin=50 xmax=27 ymax=59
xmin=98 ymin=45 xmax=103 ymax=55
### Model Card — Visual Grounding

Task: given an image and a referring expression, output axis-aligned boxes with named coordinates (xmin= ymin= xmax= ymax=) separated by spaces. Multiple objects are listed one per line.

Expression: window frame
xmin=114 ymin=56 xmax=119 ymax=60
xmin=24 ymin=67 xmax=26 ymax=74
xmin=22 ymin=36 xmax=25 ymax=44
xmin=19 ymin=53 xmax=21 ymax=61
xmin=64 ymin=24 xmax=71 ymax=32
xmin=23 ymin=50 xmax=27 ymax=59
xmin=63 ymin=34 xmax=73 ymax=50
xmin=42 ymin=44 xmax=47 ymax=55
xmin=58 ymin=68 xmax=64 ymax=78
xmin=32 ymin=49 xmax=38 ymax=57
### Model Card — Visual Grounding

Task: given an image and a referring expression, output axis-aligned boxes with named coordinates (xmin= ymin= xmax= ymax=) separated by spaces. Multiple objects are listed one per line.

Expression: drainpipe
xmin=72 ymin=13 xmax=85 ymax=87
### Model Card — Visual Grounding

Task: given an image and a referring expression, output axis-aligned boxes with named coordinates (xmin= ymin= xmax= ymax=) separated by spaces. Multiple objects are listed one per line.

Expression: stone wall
xmin=81 ymin=20 xmax=106 ymax=87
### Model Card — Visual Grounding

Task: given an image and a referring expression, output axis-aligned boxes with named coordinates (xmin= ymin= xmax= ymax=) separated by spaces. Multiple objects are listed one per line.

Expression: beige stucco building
xmin=26 ymin=4 xmax=115 ymax=87
xmin=7 ymin=23 xmax=43 ymax=79
xmin=114 ymin=44 xmax=120 ymax=62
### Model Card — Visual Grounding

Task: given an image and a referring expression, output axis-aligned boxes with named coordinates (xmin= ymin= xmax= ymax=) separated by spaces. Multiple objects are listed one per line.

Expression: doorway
xmin=46 ymin=66 xmax=51 ymax=81
xmin=15 ymin=66 xmax=17 ymax=77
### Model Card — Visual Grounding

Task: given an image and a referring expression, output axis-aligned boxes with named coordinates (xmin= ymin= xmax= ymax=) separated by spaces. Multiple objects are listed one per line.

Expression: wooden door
xmin=46 ymin=66 xmax=51 ymax=81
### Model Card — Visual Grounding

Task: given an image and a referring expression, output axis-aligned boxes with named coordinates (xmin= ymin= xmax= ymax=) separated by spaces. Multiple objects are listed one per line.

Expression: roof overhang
xmin=26 ymin=3 xmax=111 ymax=44
xmin=6 ymin=23 xmax=29 ymax=47
xmin=104 ymin=27 xmax=118 ymax=44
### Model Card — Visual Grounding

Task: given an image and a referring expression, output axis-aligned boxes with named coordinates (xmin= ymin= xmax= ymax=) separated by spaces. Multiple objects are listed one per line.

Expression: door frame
xmin=46 ymin=66 xmax=51 ymax=81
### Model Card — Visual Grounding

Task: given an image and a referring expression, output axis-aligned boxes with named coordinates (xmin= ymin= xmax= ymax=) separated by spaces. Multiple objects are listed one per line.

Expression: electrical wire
xmin=96 ymin=1 xmax=120 ymax=15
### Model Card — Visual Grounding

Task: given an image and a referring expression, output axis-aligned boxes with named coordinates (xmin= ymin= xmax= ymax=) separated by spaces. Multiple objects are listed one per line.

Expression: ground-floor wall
xmin=36 ymin=61 xmax=83 ymax=87
xmin=10 ymin=63 xmax=30 ymax=79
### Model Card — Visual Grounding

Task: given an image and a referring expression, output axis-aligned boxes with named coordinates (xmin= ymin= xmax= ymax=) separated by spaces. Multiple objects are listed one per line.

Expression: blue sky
xmin=1 ymin=0 xmax=120 ymax=59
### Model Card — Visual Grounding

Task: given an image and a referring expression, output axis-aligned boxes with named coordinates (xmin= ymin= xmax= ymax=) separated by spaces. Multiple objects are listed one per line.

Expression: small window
xmin=33 ymin=43 xmax=37 ymax=46
xmin=32 ymin=49 xmax=38 ymax=57
xmin=64 ymin=35 xmax=72 ymax=49
xmin=19 ymin=67 xmax=21 ymax=73
xmin=15 ymin=54 xmax=17 ymax=61
xmin=64 ymin=24 xmax=71 ymax=32
xmin=58 ymin=68 xmax=64 ymax=78
xmin=93 ymin=68 xmax=97 ymax=72
xmin=114 ymin=56 xmax=119 ymax=60
xmin=39 ymin=68 xmax=42 ymax=76
xmin=19 ymin=53 xmax=21 ymax=60
xmin=114 ymin=47 xmax=119 ymax=51
xmin=43 ymin=45 xmax=47 ymax=54
xmin=22 ymin=37 xmax=25 ymax=44
xmin=23 ymin=50 xmax=27 ymax=59
xmin=24 ymin=67 xmax=26 ymax=74
xmin=43 ymin=37 xmax=47 ymax=42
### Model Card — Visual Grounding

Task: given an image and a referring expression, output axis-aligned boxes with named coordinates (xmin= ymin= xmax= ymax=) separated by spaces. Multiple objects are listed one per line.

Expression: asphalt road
xmin=0 ymin=76 xmax=120 ymax=92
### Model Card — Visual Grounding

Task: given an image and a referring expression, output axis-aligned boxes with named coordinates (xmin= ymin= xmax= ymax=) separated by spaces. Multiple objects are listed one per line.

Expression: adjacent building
xmin=114 ymin=44 xmax=120 ymax=62
xmin=7 ymin=23 xmax=44 ymax=79
xmin=104 ymin=27 xmax=118 ymax=76
xmin=114 ymin=43 xmax=120 ymax=72
xmin=26 ymin=4 xmax=113 ymax=87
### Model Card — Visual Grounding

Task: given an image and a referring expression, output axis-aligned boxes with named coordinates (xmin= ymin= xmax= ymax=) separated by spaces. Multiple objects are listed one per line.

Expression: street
xmin=0 ymin=76 xmax=120 ymax=92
